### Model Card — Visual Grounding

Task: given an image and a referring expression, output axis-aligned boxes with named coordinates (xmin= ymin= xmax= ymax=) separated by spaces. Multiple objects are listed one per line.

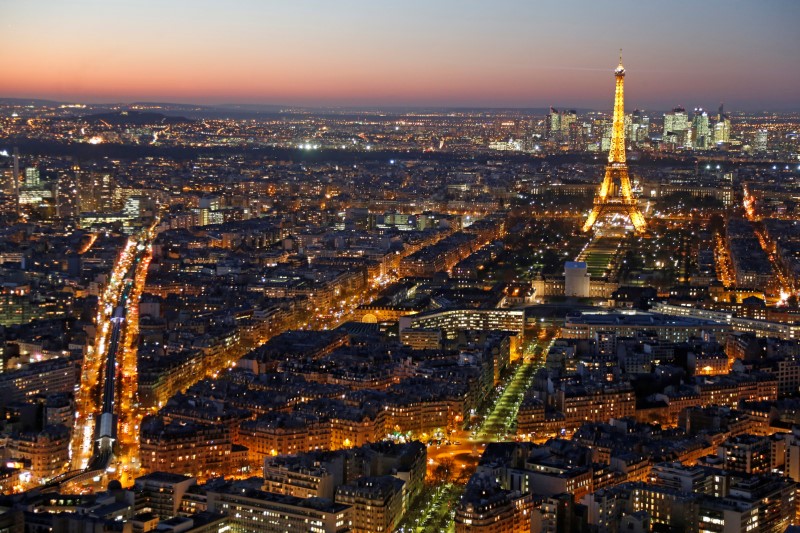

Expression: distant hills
xmin=80 ymin=111 xmax=193 ymax=126
xmin=2 ymin=97 xmax=796 ymax=119
xmin=0 ymin=97 xmax=584 ymax=120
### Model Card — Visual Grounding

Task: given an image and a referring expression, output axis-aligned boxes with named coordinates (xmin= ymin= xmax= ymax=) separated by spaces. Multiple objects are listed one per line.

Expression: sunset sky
xmin=1 ymin=0 xmax=798 ymax=110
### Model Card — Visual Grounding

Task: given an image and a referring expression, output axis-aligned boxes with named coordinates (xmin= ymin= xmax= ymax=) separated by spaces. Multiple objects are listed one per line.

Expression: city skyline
xmin=1 ymin=0 xmax=799 ymax=110
xmin=2 ymin=2 xmax=800 ymax=532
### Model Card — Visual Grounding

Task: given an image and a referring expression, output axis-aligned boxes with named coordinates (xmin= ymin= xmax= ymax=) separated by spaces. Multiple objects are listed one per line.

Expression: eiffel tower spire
xmin=582 ymin=53 xmax=647 ymax=234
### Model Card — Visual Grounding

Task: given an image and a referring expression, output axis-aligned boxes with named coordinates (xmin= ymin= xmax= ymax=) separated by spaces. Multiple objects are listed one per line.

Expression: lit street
xmin=1 ymin=4 xmax=798 ymax=531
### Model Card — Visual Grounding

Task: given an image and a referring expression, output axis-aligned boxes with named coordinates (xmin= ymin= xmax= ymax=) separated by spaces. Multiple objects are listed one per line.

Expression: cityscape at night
xmin=0 ymin=1 xmax=799 ymax=532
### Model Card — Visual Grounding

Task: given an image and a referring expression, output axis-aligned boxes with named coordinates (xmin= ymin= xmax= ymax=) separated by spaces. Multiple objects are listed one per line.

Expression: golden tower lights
xmin=582 ymin=52 xmax=647 ymax=234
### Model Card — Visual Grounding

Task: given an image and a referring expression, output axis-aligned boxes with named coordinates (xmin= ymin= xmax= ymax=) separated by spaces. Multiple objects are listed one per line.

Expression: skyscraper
xmin=12 ymin=148 xmax=20 ymax=217
xmin=24 ymin=168 xmax=40 ymax=188
xmin=692 ymin=108 xmax=710 ymax=150
xmin=663 ymin=107 xmax=689 ymax=147
xmin=548 ymin=107 xmax=561 ymax=141
xmin=547 ymin=108 xmax=577 ymax=144
xmin=754 ymin=129 xmax=768 ymax=152
xmin=713 ymin=120 xmax=730 ymax=145
xmin=78 ymin=171 xmax=116 ymax=213
xmin=712 ymin=102 xmax=731 ymax=146
xmin=561 ymin=109 xmax=577 ymax=141
xmin=630 ymin=109 xmax=650 ymax=144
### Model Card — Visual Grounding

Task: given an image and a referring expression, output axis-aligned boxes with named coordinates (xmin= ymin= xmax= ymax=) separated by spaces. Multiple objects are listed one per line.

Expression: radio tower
xmin=582 ymin=52 xmax=647 ymax=234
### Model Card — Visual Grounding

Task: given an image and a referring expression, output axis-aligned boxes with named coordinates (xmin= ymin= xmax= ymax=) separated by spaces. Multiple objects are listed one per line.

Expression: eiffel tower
xmin=582 ymin=52 xmax=647 ymax=234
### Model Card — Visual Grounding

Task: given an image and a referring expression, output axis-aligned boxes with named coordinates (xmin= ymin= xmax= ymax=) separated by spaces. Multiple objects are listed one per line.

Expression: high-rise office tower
xmin=56 ymin=172 xmax=78 ymax=220
xmin=630 ymin=109 xmax=650 ymax=143
xmin=663 ymin=107 xmax=689 ymax=146
xmin=0 ymin=169 xmax=13 ymax=195
xmin=12 ymin=148 xmax=20 ymax=217
xmin=548 ymin=107 xmax=561 ymax=141
xmin=713 ymin=120 xmax=730 ymax=145
xmin=78 ymin=171 xmax=116 ymax=213
xmin=754 ymin=129 xmax=768 ymax=152
xmin=24 ymin=167 xmax=40 ymax=187
xmin=692 ymin=108 xmax=710 ymax=150
xmin=712 ymin=102 xmax=731 ymax=146
xmin=601 ymin=118 xmax=613 ymax=152
xmin=547 ymin=108 xmax=577 ymax=144
xmin=560 ymin=109 xmax=577 ymax=139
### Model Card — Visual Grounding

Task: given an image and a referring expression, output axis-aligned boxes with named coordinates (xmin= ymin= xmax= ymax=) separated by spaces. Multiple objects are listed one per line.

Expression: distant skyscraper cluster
xmin=663 ymin=103 xmax=731 ymax=149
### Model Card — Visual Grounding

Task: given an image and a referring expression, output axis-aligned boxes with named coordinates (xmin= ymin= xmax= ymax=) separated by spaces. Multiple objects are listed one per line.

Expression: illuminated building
xmin=263 ymin=459 xmax=336 ymax=500
xmin=754 ymin=129 xmax=768 ymax=152
xmin=239 ymin=413 xmax=330 ymax=461
xmin=629 ymin=483 xmax=697 ymax=531
xmin=720 ymin=434 xmax=771 ymax=474
xmin=649 ymin=462 xmax=717 ymax=495
xmin=399 ymin=231 xmax=486 ymax=277
xmin=650 ymin=302 xmax=800 ymax=341
xmin=692 ymin=108 xmax=711 ymax=149
xmin=562 ymin=310 xmax=729 ymax=342
xmin=134 ymin=472 xmax=198 ymax=519
xmin=5 ymin=425 xmax=70 ymax=483
xmin=585 ymin=475 xmax=795 ymax=533
xmin=383 ymin=396 xmax=463 ymax=435
xmin=12 ymin=148 xmax=20 ymax=217
xmin=0 ymin=283 xmax=72 ymax=326
xmin=582 ymin=53 xmax=647 ymax=234
xmin=24 ymin=168 xmax=40 ymax=187
xmin=78 ymin=171 xmax=116 ymax=213
xmin=399 ymin=308 xmax=524 ymax=340
xmin=0 ymin=357 xmax=79 ymax=406
xmin=714 ymin=105 xmax=731 ymax=145
xmin=137 ymin=350 xmax=206 ymax=409
xmin=564 ymin=261 xmax=591 ymax=297
xmin=630 ymin=109 xmax=650 ymax=143
xmin=139 ymin=418 xmax=245 ymax=483
xmin=663 ymin=107 xmax=690 ymax=146
xmin=713 ymin=120 xmax=731 ymax=145
xmin=123 ymin=195 xmax=149 ymax=219
xmin=547 ymin=107 xmax=561 ymax=141
xmin=534 ymin=493 xmax=589 ymax=533
xmin=697 ymin=476 xmax=795 ymax=533
xmin=556 ymin=383 xmax=636 ymax=432
xmin=0 ymin=169 xmax=14 ymax=196
xmin=334 ymin=476 xmax=405 ymax=533
xmin=547 ymin=108 xmax=577 ymax=144
xmin=454 ymin=473 xmax=533 ymax=533
xmin=204 ymin=480 xmax=352 ymax=533
xmin=692 ymin=350 xmax=729 ymax=376
xmin=398 ymin=328 xmax=441 ymax=350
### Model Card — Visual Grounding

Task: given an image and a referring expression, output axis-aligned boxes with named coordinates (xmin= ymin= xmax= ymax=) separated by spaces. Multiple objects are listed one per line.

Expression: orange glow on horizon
xmin=1 ymin=2 xmax=797 ymax=109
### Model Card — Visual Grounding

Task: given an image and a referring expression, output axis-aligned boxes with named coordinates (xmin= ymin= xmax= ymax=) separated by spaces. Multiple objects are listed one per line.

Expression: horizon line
xmin=1 ymin=96 xmax=799 ymax=115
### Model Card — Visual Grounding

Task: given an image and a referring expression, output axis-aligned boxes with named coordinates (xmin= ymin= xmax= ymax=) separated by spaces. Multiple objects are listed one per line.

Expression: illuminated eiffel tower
xmin=582 ymin=52 xmax=647 ymax=234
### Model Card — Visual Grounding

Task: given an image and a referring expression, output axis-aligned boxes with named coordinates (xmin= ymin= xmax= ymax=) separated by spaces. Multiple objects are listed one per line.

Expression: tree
xmin=432 ymin=457 xmax=454 ymax=484
xmin=708 ymin=214 xmax=725 ymax=235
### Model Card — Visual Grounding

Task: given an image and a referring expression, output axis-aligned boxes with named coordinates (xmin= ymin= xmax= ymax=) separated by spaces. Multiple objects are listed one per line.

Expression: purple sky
xmin=1 ymin=0 xmax=798 ymax=110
